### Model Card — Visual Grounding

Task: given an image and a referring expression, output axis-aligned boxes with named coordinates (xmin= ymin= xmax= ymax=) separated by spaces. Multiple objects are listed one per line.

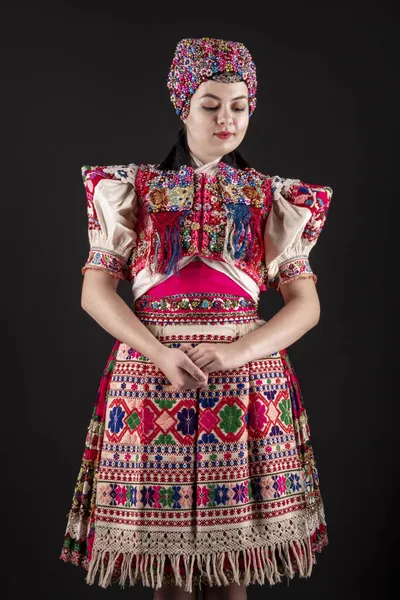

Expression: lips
xmin=215 ymin=132 xmax=233 ymax=139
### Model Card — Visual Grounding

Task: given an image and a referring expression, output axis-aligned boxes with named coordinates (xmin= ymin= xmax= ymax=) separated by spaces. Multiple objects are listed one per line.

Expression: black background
xmin=2 ymin=1 xmax=396 ymax=598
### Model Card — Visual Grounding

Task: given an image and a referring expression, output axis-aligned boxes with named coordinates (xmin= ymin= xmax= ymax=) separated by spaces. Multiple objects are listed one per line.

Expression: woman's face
xmin=183 ymin=79 xmax=250 ymax=163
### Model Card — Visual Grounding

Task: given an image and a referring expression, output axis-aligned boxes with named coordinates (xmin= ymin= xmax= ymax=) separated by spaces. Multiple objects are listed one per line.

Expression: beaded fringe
xmin=83 ymin=536 xmax=314 ymax=593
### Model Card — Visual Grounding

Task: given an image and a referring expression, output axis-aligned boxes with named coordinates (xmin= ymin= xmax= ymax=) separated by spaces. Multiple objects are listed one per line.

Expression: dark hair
xmin=158 ymin=127 xmax=250 ymax=171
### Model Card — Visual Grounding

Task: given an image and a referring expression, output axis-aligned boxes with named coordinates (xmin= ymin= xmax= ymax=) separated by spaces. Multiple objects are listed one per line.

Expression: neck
xmin=189 ymin=150 xmax=222 ymax=168
xmin=186 ymin=134 xmax=222 ymax=166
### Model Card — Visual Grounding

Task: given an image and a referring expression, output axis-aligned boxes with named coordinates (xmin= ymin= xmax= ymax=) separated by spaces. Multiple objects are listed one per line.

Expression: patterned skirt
xmin=60 ymin=291 xmax=328 ymax=593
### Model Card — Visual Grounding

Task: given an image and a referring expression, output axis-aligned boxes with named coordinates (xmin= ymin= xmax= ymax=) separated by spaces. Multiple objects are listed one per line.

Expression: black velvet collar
xmin=158 ymin=128 xmax=250 ymax=171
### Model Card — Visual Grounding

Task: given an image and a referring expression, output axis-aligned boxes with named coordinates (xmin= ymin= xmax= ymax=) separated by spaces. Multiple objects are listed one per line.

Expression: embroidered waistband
xmin=133 ymin=292 xmax=259 ymax=325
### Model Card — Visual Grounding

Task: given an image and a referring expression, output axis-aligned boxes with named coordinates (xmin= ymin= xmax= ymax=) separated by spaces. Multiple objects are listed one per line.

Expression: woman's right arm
xmin=82 ymin=269 xmax=165 ymax=363
xmin=81 ymin=269 xmax=208 ymax=390
xmin=79 ymin=164 xmax=207 ymax=390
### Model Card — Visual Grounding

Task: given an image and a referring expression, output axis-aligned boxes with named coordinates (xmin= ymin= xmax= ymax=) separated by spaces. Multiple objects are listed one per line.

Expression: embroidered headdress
xmin=167 ymin=37 xmax=257 ymax=120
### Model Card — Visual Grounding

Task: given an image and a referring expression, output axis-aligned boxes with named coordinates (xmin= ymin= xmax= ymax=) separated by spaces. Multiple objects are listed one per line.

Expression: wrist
xmin=231 ymin=338 xmax=254 ymax=363
xmin=147 ymin=341 xmax=169 ymax=364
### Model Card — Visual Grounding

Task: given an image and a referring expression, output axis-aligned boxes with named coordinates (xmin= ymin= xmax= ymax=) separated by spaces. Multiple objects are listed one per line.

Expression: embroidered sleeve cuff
xmin=81 ymin=247 xmax=129 ymax=280
xmin=277 ymin=255 xmax=318 ymax=288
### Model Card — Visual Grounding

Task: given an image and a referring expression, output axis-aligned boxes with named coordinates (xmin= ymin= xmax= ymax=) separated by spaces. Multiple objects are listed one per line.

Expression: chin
xmin=223 ymin=142 xmax=240 ymax=155
xmin=213 ymin=138 xmax=237 ymax=153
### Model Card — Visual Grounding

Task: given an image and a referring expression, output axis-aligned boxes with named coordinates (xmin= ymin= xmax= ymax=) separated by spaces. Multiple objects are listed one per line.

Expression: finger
xmin=183 ymin=353 xmax=206 ymax=376
xmin=186 ymin=347 xmax=199 ymax=359
xmin=187 ymin=343 xmax=208 ymax=357
xmin=202 ymin=360 xmax=217 ymax=374
xmin=182 ymin=360 xmax=207 ymax=382
xmin=193 ymin=369 xmax=207 ymax=382
xmin=192 ymin=353 xmax=214 ymax=370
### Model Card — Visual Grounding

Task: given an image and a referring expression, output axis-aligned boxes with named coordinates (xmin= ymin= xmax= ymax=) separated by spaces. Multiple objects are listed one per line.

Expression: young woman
xmin=60 ymin=37 xmax=333 ymax=600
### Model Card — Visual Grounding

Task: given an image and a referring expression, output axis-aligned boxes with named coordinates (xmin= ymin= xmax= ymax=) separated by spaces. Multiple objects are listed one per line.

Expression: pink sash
xmin=146 ymin=259 xmax=252 ymax=298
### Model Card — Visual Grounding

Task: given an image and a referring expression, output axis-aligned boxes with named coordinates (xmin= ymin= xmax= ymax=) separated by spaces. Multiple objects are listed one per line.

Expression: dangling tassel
xmin=148 ymin=209 xmax=189 ymax=277
xmin=223 ymin=203 xmax=251 ymax=262
xmin=223 ymin=203 xmax=261 ymax=263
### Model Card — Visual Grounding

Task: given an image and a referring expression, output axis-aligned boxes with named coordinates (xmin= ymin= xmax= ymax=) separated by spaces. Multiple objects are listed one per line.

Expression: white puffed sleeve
xmin=81 ymin=163 xmax=139 ymax=280
xmin=264 ymin=175 xmax=333 ymax=290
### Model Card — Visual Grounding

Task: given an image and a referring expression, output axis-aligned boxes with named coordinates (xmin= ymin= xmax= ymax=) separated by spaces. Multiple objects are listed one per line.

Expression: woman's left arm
xmin=231 ymin=278 xmax=321 ymax=362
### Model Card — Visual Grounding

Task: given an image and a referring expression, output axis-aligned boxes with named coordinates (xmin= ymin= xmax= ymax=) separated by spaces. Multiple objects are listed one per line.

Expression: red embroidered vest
xmin=126 ymin=162 xmax=272 ymax=291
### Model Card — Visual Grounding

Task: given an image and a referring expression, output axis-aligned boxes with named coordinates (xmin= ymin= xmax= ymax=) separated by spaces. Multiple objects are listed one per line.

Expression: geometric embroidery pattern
xmin=60 ymin=294 xmax=328 ymax=593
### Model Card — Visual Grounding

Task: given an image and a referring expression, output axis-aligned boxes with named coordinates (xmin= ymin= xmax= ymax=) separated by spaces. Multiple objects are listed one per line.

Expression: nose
xmin=217 ymin=107 xmax=233 ymax=125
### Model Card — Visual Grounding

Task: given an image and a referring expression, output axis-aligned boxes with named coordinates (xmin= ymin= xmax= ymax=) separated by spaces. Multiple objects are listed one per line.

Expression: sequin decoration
xmin=134 ymin=292 xmax=258 ymax=325
xmin=167 ymin=37 xmax=257 ymax=119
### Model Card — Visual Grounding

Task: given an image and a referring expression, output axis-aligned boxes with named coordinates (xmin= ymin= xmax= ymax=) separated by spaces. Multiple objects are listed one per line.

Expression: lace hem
xmin=61 ymin=502 xmax=327 ymax=592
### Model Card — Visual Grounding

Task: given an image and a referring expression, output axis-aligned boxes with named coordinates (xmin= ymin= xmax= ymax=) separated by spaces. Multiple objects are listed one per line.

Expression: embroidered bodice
xmin=80 ymin=155 xmax=332 ymax=304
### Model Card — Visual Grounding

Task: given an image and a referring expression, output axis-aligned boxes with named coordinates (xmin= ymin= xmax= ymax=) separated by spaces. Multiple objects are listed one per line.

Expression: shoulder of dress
xmin=135 ymin=164 xmax=195 ymax=195
xmin=81 ymin=163 xmax=139 ymax=187
xmin=136 ymin=163 xmax=184 ymax=173
xmin=218 ymin=163 xmax=272 ymax=186
xmin=270 ymin=173 xmax=333 ymax=192
xmin=270 ymin=174 xmax=333 ymax=208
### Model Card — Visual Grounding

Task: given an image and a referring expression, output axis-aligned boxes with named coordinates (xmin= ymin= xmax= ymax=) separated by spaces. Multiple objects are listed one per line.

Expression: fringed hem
xmin=60 ymin=529 xmax=328 ymax=593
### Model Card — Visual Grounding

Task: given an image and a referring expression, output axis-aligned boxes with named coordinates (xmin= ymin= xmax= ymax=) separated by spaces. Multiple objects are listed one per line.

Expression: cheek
xmin=236 ymin=117 xmax=249 ymax=138
xmin=192 ymin=111 xmax=213 ymax=132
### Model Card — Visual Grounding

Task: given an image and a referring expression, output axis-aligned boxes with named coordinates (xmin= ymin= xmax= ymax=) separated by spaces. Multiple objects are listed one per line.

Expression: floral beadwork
xmin=217 ymin=163 xmax=270 ymax=209
xmin=167 ymin=37 xmax=257 ymax=119
xmin=135 ymin=292 xmax=256 ymax=313
xmin=80 ymin=160 xmax=332 ymax=295
xmin=131 ymin=162 xmax=272 ymax=287
xmin=146 ymin=166 xmax=194 ymax=213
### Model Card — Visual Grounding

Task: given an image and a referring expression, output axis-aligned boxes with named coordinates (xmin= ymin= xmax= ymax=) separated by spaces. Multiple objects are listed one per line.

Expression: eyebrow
xmin=200 ymin=93 xmax=248 ymax=101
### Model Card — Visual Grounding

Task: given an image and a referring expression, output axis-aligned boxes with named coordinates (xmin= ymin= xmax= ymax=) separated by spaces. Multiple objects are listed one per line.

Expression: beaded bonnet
xmin=167 ymin=37 xmax=257 ymax=120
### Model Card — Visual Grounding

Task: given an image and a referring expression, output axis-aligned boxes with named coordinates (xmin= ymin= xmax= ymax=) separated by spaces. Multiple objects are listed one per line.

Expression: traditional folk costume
xmin=60 ymin=37 xmax=333 ymax=593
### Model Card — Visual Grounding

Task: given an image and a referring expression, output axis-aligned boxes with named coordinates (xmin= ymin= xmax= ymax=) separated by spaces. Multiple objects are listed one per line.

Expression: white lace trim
xmin=64 ymin=502 xmax=326 ymax=592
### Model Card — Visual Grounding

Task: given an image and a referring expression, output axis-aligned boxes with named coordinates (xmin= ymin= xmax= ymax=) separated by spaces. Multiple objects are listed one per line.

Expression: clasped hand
xmin=157 ymin=342 xmax=248 ymax=393
xmin=185 ymin=341 xmax=245 ymax=374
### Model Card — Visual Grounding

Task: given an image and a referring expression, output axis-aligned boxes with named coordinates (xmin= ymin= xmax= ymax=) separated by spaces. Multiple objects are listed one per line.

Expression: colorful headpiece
xmin=167 ymin=37 xmax=257 ymax=120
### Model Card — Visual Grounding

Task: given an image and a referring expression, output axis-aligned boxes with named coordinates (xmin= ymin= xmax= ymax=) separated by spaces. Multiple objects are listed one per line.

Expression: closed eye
xmin=202 ymin=107 xmax=246 ymax=112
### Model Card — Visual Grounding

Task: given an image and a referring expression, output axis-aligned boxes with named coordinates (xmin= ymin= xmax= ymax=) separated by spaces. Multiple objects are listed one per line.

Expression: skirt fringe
xmin=61 ymin=522 xmax=327 ymax=592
